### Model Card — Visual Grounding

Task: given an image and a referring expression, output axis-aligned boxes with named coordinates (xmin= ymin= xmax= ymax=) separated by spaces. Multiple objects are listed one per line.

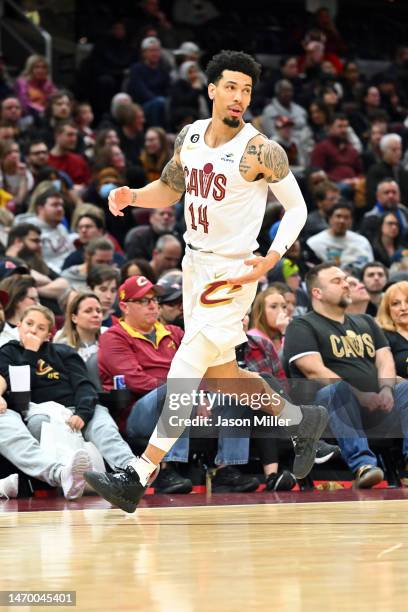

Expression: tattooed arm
xmin=228 ymin=136 xmax=307 ymax=285
xmin=258 ymin=138 xmax=290 ymax=182
xmin=108 ymin=126 xmax=188 ymax=216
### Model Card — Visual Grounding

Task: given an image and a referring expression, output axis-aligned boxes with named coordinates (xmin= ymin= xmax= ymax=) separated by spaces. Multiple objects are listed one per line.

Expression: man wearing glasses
xmin=98 ymin=275 xmax=191 ymax=494
xmin=25 ymin=140 xmax=50 ymax=179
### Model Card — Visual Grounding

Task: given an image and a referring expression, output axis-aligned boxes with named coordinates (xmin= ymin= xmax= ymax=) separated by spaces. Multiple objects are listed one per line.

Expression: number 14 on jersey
xmin=188 ymin=203 xmax=209 ymax=234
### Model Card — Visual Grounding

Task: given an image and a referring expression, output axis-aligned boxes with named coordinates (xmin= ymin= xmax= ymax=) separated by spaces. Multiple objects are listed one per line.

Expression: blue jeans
xmin=316 ymin=380 xmax=408 ymax=473
xmin=126 ymin=384 xmax=252 ymax=465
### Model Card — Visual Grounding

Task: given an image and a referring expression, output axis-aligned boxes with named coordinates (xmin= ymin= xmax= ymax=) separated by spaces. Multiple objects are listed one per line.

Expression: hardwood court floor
xmin=1 ymin=492 xmax=408 ymax=611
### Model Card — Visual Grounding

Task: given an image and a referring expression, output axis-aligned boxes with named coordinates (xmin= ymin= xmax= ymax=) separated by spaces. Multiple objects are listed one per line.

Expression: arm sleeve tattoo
xmin=262 ymin=140 xmax=289 ymax=183
xmin=160 ymin=124 xmax=190 ymax=193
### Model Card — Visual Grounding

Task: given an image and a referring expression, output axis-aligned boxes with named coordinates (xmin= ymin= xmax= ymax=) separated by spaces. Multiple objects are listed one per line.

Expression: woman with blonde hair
xmin=14 ymin=54 xmax=56 ymax=115
xmin=249 ymin=286 xmax=290 ymax=353
xmin=377 ymin=281 xmax=408 ymax=378
xmin=54 ymin=291 xmax=105 ymax=362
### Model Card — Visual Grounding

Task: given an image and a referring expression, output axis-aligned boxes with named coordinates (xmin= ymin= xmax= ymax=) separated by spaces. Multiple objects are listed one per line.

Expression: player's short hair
xmin=206 ymin=50 xmax=261 ymax=86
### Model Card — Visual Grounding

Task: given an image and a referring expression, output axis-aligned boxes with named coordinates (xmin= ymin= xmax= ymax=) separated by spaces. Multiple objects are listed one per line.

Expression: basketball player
xmin=85 ymin=50 xmax=328 ymax=512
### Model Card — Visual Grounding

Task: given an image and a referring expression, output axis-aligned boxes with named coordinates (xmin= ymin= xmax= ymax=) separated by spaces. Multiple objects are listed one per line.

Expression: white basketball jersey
xmin=180 ymin=119 xmax=268 ymax=256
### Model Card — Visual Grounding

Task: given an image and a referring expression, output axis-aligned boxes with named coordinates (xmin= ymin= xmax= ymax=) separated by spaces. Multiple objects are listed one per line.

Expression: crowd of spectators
xmin=2 ymin=2 xmax=408 ymax=500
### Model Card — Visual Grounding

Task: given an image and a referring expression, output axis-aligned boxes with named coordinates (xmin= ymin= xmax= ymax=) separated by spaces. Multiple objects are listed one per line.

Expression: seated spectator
xmin=377 ymin=281 xmax=408 ymax=378
xmin=87 ymin=265 xmax=120 ymax=328
xmin=313 ymin=7 xmax=348 ymax=56
xmin=73 ymin=102 xmax=95 ymax=159
xmin=310 ymin=113 xmax=363 ymax=192
xmin=341 ymin=60 xmax=365 ymax=106
xmin=15 ymin=187 xmax=74 ymax=273
xmin=168 ymin=60 xmax=209 ymax=131
xmin=48 ymin=121 xmax=91 ymax=187
xmin=54 ymin=292 xmax=105 ymax=362
xmin=93 ymin=145 xmax=144 ymax=189
xmin=125 ymin=206 xmax=181 ymax=261
xmin=307 ymin=202 xmax=374 ymax=270
xmin=299 ymin=98 xmax=362 ymax=170
xmin=127 ymin=37 xmax=171 ymax=129
xmin=0 ymin=304 xmax=141 ymax=499
xmin=0 ymin=140 xmax=34 ymax=211
xmin=347 ymin=85 xmax=384 ymax=141
xmin=35 ymin=90 xmax=74 ymax=149
xmin=261 ymin=79 xmax=307 ymax=140
xmin=14 ymin=54 xmax=56 ymax=116
xmin=139 ymin=127 xmax=171 ymax=183
xmin=372 ymin=212 xmax=403 ymax=268
xmin=360 ymin=179 xmax=408 ymax=242
xmin=0 ymin=96 xmax=34 ymax=145
xmin=0 ymin=274 xmax=38 ymax=345
xmin=61 ymin=237 xmax=115 ymax=291
xmin=62 ymin=211 xmax=124 ymax=271
xmin=345 ymin=275 xmax=371 ymax=314
xmin=115 ymin=103 xmax=146 ymax=165
xmin=98 ymin=275 xmax=191 ymax=493
xmin=284 ymin=263 xmax=408 ymax=488
xmin=301 ymin=180 xmax=340 ymax=241
xmin=150 ymin=234 xmax=182 ymax=278
xmin=273 ymin=116 xmax=305 ymax=174
xmin=366 ymin=134 xmax=408 ymax=207
xmin=298 ymin=27 xmax=343 ymax=77
xmin=361 ymin=120 xmax=387 ymax=173
xmin=298 ymin=100 xmax=332 ymax=166
xmin=5 ymin=223 xmax=69 ymax=303
xmin=93 ymin=127 xmax=120 ymax=157
xmin=156 ymin=270 xmax=183 ymax=328
xmin=120 ymin=258 xmax=157 ymax=284
xmin=361 ymin=262 xmax=389 ymax=316
xmin=25 ymin=139 xmax=50 ymax=181
xmin=33 ymin=166 xmax=82 ymax=215
xmin=249 ymin=287 xmax=290 ymax=354
xmin=254 ymin=56 xmax=303 ymax=114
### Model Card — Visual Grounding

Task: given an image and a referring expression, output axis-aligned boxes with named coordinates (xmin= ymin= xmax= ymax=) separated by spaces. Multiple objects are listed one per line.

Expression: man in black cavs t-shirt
xmin=283 ymin=263 xmax=408 ymax=488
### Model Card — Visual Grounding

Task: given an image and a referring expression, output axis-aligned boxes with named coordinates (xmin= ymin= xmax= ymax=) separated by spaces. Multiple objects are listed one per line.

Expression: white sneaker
xmin=60 ymin=450 xmax=92 ymax=500
xmin=0 ymin=474 xmax=19 ymax=499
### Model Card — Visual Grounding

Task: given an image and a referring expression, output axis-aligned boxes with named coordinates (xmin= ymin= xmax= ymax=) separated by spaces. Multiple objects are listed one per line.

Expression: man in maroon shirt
xmin=48 ymin=121 xmax=91 ymax=186
xmin=311 ymin=113 xmax=363 ymax=189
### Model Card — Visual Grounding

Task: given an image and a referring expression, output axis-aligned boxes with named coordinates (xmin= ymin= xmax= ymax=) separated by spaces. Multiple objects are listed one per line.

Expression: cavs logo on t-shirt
xmin=36 ymin=359 xmax=60 ymax=380
xmin=330 ymin=330 xmax=375 ymax=359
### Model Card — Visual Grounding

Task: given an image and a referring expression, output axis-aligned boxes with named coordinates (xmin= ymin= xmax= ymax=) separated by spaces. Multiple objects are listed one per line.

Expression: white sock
xmin=280 ymin=400 xmax=302 ymax=426
xmin=128 ymin=454 xmax=158 ymax=486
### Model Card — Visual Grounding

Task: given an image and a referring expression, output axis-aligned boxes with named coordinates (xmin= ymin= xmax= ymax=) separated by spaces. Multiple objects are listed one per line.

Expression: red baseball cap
xmin=118 ymin=275 xmax=163 ymax=302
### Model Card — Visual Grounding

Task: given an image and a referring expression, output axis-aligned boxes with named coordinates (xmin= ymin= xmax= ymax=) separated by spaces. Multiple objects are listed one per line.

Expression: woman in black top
xmin=372 ymin=211 xmax=403 ymax=268
xmin=377 ymin=280 xmax=408 ymax=378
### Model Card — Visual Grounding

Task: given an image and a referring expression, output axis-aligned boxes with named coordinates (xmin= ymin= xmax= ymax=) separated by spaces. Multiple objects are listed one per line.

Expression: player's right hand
xmin=108 ymin=186 xmax=134 ymax=217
